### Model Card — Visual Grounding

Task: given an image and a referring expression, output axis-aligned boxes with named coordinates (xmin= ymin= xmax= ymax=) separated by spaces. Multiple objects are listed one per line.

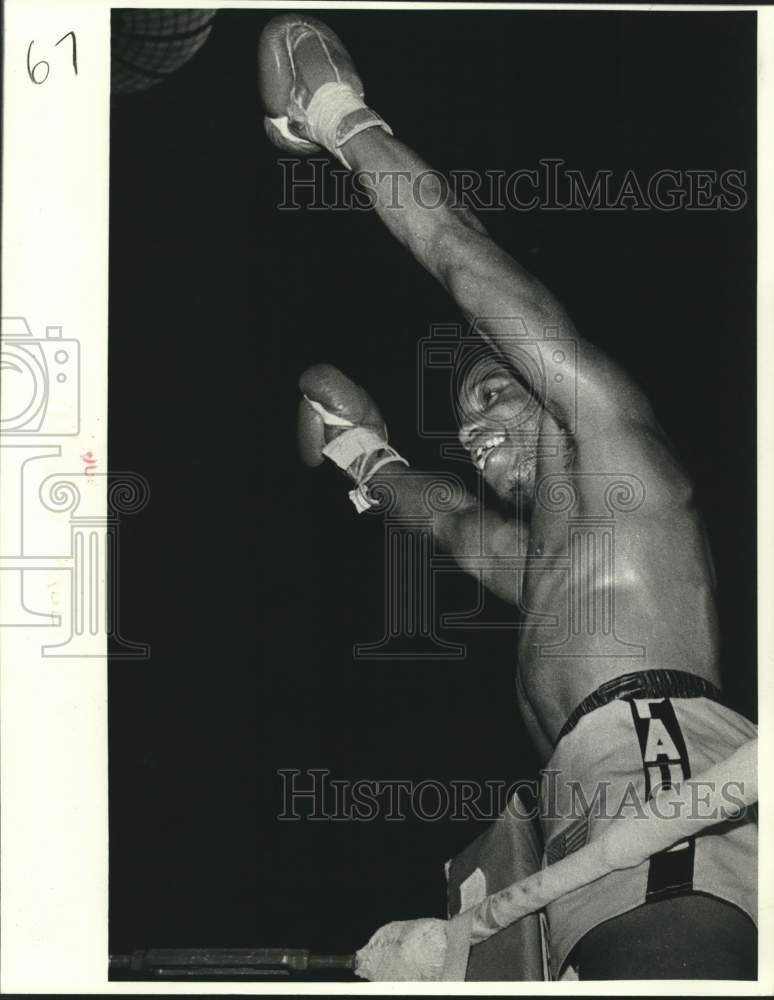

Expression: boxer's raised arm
xmin=299 ymin=364 xmax=525 ymax=605
xmin=341 ymin=130 xmax=655 ymax=436
xmin=258 ymin=14 xmax=657 ymax=441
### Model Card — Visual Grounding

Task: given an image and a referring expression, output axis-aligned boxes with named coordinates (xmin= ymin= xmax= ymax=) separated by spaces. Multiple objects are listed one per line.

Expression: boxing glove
xmin=297 ymin=364 xmax=407 ymax=511
xmin=258 ymin=15 xmax=391 ymax=163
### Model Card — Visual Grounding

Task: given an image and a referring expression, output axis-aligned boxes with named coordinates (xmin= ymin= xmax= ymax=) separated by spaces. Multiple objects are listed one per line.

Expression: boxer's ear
xmin=297 ymin=397 xmax=326 ymax=467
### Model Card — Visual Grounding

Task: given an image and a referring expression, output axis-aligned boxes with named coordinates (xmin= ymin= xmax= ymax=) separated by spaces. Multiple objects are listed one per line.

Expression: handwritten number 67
xmin=27 ymin=32 xmax=78 ymax=84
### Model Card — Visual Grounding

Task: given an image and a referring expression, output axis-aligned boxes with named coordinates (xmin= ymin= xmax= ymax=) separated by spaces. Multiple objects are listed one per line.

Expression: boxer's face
xmin=458 ymin=360 xmax=541 ymax=505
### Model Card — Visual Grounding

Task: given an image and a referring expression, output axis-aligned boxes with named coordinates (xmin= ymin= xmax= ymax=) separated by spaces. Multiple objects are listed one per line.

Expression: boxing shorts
xmin=539 ymin=669 xmax=757 ymax=978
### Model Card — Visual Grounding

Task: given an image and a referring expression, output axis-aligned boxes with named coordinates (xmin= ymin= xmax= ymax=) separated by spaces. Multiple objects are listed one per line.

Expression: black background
xmin=108 ymin=8 xmax=756 ymax=959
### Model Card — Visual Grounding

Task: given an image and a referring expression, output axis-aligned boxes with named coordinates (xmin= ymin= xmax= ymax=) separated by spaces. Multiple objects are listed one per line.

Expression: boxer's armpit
xmin=446 ymin=506 xmax=526 ymax=606
xmin=437 ymin=233 xmax=656 ymax=436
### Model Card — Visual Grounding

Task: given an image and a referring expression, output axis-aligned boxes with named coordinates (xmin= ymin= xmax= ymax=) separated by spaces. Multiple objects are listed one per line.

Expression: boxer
xmin=259 ymin=15 xmax=757 ymax=979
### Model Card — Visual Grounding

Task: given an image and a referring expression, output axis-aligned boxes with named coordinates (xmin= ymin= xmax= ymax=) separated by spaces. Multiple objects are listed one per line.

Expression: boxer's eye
xmin=481 ymin=383 xmax=502 ymax=406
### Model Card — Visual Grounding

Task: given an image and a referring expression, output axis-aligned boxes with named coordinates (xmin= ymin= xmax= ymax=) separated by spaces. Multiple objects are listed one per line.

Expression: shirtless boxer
xmin=258 ymin=15 xmax=757 ymax=980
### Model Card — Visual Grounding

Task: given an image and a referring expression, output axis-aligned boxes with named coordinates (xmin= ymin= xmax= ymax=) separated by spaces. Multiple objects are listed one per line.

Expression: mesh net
xmin=111 ymin=9 xmax=217 ymax=94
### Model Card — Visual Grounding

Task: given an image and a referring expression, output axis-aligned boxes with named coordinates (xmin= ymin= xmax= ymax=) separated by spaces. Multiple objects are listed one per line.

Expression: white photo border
xmin=1 ymin=1 xmax=771 ymax=994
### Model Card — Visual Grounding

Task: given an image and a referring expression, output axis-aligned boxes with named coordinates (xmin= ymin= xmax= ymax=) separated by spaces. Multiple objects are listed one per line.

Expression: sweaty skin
xmin=332 ymin=129 xmax=720 ymax=763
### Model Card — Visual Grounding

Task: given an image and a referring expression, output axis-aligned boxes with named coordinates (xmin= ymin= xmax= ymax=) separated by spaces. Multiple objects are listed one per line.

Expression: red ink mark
xmin=81 ymin=451 xmax=97 ymax=475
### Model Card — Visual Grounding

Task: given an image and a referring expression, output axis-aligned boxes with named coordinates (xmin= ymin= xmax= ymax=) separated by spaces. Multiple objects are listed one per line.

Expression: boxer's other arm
xmin=343 ymin=129 xmax=653 ymax=432
xmin=299 ymin=364 xmax=525 ymax=605
xmin=369 ymin=461 xmax=526 ymax=606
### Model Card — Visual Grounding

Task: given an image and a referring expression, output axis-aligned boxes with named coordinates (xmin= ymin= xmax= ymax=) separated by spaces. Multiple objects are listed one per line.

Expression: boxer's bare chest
xmin=511 ymin=431 xmax=721 ymax=751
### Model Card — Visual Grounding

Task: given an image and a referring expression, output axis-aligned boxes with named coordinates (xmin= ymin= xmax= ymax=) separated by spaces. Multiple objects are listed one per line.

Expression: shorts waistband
xmin=556 ymin=669 xmax=724 ymax=747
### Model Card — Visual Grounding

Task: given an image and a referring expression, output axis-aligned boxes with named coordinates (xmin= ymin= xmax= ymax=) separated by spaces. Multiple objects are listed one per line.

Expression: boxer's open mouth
xmin=472 ymin=434 xmax=506 ymax=472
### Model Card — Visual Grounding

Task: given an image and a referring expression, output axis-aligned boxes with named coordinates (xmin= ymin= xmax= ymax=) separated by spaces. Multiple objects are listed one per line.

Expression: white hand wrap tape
xmin=306 ymin=82 xmax=392 ymax=168
xmin=321 ymin=427 xmax=408 ymax=513
xmin=304 ymin=394 xmax=408 ymax=512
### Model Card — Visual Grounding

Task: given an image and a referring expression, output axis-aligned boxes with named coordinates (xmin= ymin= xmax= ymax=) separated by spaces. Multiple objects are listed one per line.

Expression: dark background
xmin=108 ymin=8 xmax=756 ymax=961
